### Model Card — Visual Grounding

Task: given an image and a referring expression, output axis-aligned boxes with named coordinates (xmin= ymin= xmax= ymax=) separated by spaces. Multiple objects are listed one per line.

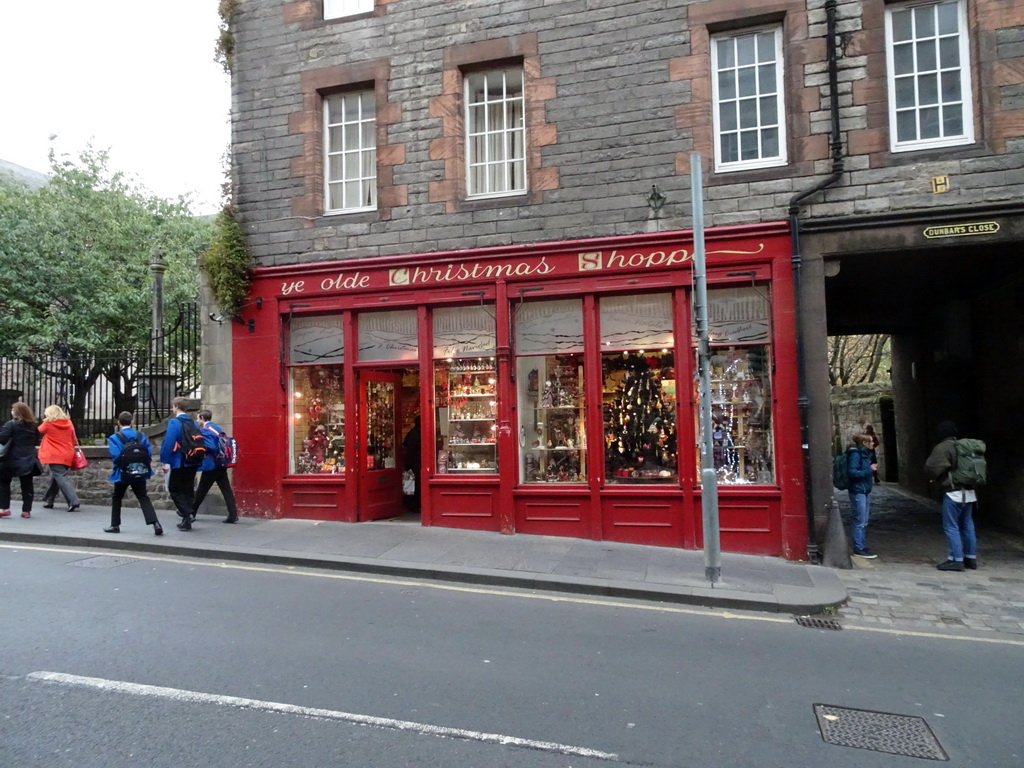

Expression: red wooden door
xmin=358 ymin=371 xmax=404 ymax=521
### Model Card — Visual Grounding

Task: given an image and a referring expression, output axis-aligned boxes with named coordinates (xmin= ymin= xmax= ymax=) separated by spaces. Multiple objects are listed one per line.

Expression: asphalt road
xmin=2 ymin=542 xmax=1022 ymax=767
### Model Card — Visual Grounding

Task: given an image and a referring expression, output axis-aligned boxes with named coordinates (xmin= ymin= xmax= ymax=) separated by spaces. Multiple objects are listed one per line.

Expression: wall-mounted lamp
xmin=208 ymin=313 xmax=256 ymax=333
xmin=646 ymin=185 xmax=667 ymax=213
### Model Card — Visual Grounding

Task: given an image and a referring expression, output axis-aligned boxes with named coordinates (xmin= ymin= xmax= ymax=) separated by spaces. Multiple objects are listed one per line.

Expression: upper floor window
xmin=711 ymin=26 xmax=786 ymax=172
xmin=465 ymin=68 xmax=526 ymax=197
xmin=324 ymin=0 xmax=372 ymax=19
xmin=324 ymin=91 xmax=376 ymax=214
xmin=885 ymin=0 xmax=973 ymax=152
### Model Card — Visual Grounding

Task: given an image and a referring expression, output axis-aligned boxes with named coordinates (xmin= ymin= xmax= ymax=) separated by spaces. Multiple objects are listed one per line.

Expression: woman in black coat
xmin=0 ymin=402 xmax=42 ymax=518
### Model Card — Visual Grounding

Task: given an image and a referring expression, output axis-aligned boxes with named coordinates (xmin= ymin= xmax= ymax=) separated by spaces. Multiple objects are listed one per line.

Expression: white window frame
xmin=323 ymin=91 xmax=377 ymax=215
xmin=885 ymin=0 xmax=973 ymax=152
xmin=464 ymin=68 xmax=527 ymax=198
xmin=710 ymin=25 xmax=787 ymax=173
xmin=324 ymin=0 xmax=372 ymax=20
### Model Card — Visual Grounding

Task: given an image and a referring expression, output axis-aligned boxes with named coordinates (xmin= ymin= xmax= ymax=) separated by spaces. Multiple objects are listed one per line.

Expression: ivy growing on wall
xmin=203 ymin=205 xmax=252 ymax=318
xmin=215 ymin=0 xmax=240 ymax=74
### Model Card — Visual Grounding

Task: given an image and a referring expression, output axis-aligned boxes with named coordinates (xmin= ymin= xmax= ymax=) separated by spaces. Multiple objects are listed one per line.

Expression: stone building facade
xmin=214 ymin=0 xmax=1024 ymax=554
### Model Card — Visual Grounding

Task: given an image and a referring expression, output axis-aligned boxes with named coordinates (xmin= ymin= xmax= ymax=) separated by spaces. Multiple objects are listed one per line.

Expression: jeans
xmin=941 ymin=493 xmax=976 ymax=561
xmin=43 ymin=464 xmax=80 ymax=506
xmin=848 ymin=491 xmax=870 ymax=551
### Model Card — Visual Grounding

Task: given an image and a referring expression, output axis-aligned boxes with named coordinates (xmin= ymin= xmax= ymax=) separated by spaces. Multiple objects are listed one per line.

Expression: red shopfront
xmin=231 ymin=223 xmax=807 ymax=559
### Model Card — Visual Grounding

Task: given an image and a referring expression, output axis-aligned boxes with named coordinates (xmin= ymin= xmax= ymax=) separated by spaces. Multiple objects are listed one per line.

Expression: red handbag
xmin=71 ymin=426 xmax=89 ymax=470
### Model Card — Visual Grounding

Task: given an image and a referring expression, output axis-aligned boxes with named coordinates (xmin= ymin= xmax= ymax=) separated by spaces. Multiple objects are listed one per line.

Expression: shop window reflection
xmin=291 ymin=365 xmax=345 ymax=474
xmin=434 ymin=356 xmax=498 ymax=474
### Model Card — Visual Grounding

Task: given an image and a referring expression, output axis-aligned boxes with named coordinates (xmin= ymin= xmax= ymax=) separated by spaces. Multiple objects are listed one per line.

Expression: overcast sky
xmin=0 ymin=0 xmax=230 ymax=214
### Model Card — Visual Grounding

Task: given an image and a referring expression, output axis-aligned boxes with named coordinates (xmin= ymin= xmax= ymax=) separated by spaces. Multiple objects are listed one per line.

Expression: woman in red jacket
xmin=38 ymin=405 xmax=81 ymax=512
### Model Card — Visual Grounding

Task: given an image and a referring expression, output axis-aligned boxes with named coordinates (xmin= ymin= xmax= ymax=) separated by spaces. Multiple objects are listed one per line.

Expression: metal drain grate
xmin=796 ymin=615 xmax=842 ymax=630
xmin=814 ymin=704 xmax=948 ymax=760
xmin=68 ymin=556 xmax=141 ymax=569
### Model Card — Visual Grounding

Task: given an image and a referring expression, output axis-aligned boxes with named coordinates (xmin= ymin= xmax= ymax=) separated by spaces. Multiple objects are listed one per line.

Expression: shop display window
xmin=288 ymin=315 xmax=346 ymax=475
xmin=696 ymin=286 xmax=774 ymax=485
xmin=515 ymin=299 xmax=586 ymax=484
xmin=434 ymin=306 xmax=498 ymax=475
xmin=600 ymin=294 xmax=677 ymax=484
xmin=358 ymin=309 xmax=418 ymax=362
xmin=291 ymin=365 xmax=346 ymax=474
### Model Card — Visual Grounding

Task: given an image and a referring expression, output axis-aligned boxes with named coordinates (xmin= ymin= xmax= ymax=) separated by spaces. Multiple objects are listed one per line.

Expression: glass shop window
xmin=288 ymin=316 xmax=346 ymax=475
xmin=601 ymin=294 xmax=678 ymax=485
xmin=357 ymin=309 xmax=418 ymax=362
xmin=696 ymin=286 xmax=774 ymax=485
xmin=515 ymin=299 xmax=586 ymax=484
xmin=433 ymin=305 xmax=498 ymax=475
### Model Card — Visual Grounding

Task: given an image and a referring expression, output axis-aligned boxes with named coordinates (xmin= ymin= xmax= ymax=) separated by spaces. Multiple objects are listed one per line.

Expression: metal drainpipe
xmin=789 ymin=0 xmax=844 ymax=563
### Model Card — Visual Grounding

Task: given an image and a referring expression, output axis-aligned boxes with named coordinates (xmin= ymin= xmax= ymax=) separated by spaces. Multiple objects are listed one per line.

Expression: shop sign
xmin=923 ymin=222 xmax=999 ymax=239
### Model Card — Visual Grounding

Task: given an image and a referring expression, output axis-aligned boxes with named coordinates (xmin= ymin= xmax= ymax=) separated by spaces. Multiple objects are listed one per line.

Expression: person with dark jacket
xmin=846 ymin=433 xmax=878 ymax=558
xmin=402 ymin=415 xmax=422 ymax=511
xmin=38 ymin=404 xmax=81 ymax=512
xmin=191 ymin=409 xmax=238 ymax=524
xmin=160 ymin=396 xmax=199 ymax=531
xmin=104 ymin=411 xmax=162 ymax=536
xmin=924 ymin=420 xmax=977 ymax=572
xmin=0 ymin=402 xmax=42 ymax=518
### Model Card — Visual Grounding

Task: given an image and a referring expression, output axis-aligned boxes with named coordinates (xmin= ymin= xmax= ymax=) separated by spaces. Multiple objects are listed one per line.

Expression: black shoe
xmin=853 ymin=548 xmax=877 ymax=559
xmin=176 ymin=521 xmax=192 ymax=531
xmin=189 ymin=514 xmax=197 ymax=523
xmin=964 ymin=557 xmax=977 ymax=570
xmin=67 ymin=504 xmax=80 ymax=513
xmin=224 ymin=516 xmax=238 ymax=524
xmin=42 ymin=502 xmax=55 ymax=509
xmin=104 ymin=525 xmax=120 ymax=533
xmin=937 ymin=559 xmax=965 ymax=572
xmin=153 ymin=522 xmax=163 ymax=536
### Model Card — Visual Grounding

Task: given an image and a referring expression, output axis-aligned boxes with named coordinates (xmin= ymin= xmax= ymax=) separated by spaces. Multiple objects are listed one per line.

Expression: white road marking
xmin=28 ymin=671 xmax=619 ymax=761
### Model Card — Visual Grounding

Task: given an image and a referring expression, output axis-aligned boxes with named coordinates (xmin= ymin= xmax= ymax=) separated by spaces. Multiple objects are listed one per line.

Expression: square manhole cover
xmin=814 ymin=704 xmax=948 ymax=760
xmin=68 ymin=556 xmax=142 ymax=569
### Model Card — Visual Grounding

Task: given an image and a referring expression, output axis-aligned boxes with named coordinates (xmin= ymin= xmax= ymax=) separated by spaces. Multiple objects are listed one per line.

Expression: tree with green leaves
xmin=0 ymin=146 xmax=213 ymax=426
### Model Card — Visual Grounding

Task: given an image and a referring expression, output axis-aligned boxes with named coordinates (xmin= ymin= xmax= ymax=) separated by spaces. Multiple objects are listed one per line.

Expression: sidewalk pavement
xmin=0 ymin=504 xmax=845 ymax=616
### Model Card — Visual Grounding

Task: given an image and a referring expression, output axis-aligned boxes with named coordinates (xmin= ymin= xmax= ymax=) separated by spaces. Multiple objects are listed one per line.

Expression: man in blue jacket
xmin=160 ymin=396 xmax=199 ymax=531
xmin=846 ymin=433 xmax=878 ymax=559
xmin=192 ymin=409 xmax=238 ymax=524
xmin=104 ymin=411 xmax=162 ymax=535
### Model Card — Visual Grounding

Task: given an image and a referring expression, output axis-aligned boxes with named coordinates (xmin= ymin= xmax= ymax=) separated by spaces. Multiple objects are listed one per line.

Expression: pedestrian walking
xmin=192 ymin=409 xmax=238 ymax=524
xmin=0 ymin=402 xmax=42 ymax=518
xmin=37 ymin=405 xmax=82 ymax=512
xmin=846 ymin=433 xmax=878 ymax=558
xmin=160 ymin=396 xmax=202 ymax=531
xmin=925 ymin=420 xmax=979 ymax=572
xmin=104 ymin=412 xmax=163 ymax=536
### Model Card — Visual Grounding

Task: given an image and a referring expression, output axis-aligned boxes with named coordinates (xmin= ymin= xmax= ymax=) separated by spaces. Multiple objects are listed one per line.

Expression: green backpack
xmin=832 ymin=452 xmax=850 ymax=490
xmin=949 ymin=438 xmax=987 ymax=488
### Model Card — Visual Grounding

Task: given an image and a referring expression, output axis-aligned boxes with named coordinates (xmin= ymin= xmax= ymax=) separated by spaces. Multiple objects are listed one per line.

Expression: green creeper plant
xmin=203 ymin=205 xmax=252 ymax=318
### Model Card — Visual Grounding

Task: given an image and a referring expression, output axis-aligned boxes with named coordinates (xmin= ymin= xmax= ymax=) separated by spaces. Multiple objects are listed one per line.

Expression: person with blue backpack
xmin=160 ymin=396 xmax=207 ymax=531
xmin=191 ymin=409 xmax=238 ymax=524
xmin=104 ymin=412 xmax=162 ymax=535
xmin=846 ymin=433 xmax=878 ymax=559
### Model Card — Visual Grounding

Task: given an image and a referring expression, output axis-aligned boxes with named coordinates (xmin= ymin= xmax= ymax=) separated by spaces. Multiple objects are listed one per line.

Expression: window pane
xmin=942 ymin=104 xmax=963 ymax=135
xmin=740 ymin=129 xmax=759 ymax=159
xmin=738 ymin=67 xmax=756 ymax=98
xmin=736 ymin=35 xmax=756 ymax=66
xmin=940 ymin=70 xmax=961 ymax=102
xmin=600 ymin=294 xmax=673 ymax=349
xmin=756 ymin=31 xmax=775 ymax=61
xmin=939 ymin=37 xmax=959 ymax=68
xmin=697 ymin=346 xmax=774 ymax=485
xmin=738 ymin=97 xmax=758 ymax=129
xmin=716 ymin=38 xmax=735 ymax=68
xmin=433 ymin=305 xmax=496 ymax=358
xmin=358 ymin=310 xmax=418 ymax=362
xmin=603 ymin=351 xmax=677 ymax=485
xmin=718 ymin=70 xmax=736 ymax=101
xmin=895 ymin=76 xmax=916 ymax=108
xmin=719 ymin=101 xmax=737 ymax=131
xmin=517 ymin=354 xmax=585 ymax=484
xmin=435 ymin=358 xmax=498 ymax=475
xmin=916 ymin=40 xmax=937 ymax=73
xmin=891 ymin=9 xmax=912 ymax=42
xmin=324 ymin=91 xmax=375 ymax=211
xmin=937 ymin=1 xmax=959 ymax=35
xmin=291 ymin=365 xmax=345 ymax=475
xmin=328 ymin=125 xmax=344 ymax=153
xmin=515 ymin=299 xmax=584 ymax=355
xmin=290 ymin=315 xmax=345 ymax=364
xmin=468 ymin=73 xmax=486 ymax=104
xmin=505 ymin=68 xmax=523 ymax=95
xmin=914 ymin=5 xmax=936 ymax=38
xmin=919 ymin=73 xmax=939 ymax=105
xmin=761 ymin=127 xmax=779 ymax=157
xmin=758 ymin=63 xmax=776 ymax=94
xmin=721 ymin=132 xmax=738 ymax=163
xmin=893 ymin=42 xmax=914 ymax=76
xmin=465 ymin=68 xmax=526 ymax=196
xmin=703 ymin=286 xmax=771 ymax=344
xmin=896 ymin=109 xmax=917 ymax=142
xmin=343 ymin=181 xmax=359 ymax=208
xmin=920 ymin=105 xmax=940 ymax=138
xmin=759 ymin=94 xmax=778 ymax=125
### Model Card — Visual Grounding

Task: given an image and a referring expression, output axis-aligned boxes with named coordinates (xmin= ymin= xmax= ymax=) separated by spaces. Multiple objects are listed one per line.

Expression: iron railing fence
xmin=0 ymin=304 xmax=200 ymax=442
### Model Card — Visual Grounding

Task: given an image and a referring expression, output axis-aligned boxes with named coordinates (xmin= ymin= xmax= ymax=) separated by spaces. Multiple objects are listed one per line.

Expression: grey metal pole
xmin=691 ymin=153 xmax=721 ymax=584
xmin=150 ymin=245 xmax=167 ymax=364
